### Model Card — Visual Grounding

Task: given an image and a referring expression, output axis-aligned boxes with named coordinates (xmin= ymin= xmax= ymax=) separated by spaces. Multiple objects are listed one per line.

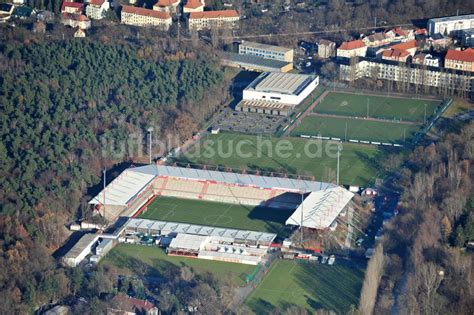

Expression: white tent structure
xmin=285 ymin=186 xmax=354 ymax=230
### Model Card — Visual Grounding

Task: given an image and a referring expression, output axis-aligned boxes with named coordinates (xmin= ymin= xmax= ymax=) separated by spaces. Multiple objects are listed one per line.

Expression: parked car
xmin=328 ymin=255 xmax=336 ymax=265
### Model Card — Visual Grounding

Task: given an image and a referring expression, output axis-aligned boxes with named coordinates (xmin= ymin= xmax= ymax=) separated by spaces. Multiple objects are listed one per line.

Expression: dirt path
xmin=284 ymin=90 xmax=330 ymax=136
xmin=307 ymin=112 xmax=423 ymax=125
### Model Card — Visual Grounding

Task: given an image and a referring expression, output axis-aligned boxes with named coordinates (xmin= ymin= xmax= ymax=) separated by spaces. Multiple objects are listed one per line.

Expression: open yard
xmin=291 ymin=115 xmax=420 ymax=143
xmin=314 ymin=92 xmax=441 ymax=122
xmin=138 ymin=196 xmax=293 ymax=236
xmin=246 ymin=259 xmax=365 ymax=314
xmin=181 ymin=133 xmax=389 ymax=186
xmin=101 ymin=243 xmax=255 ymax=287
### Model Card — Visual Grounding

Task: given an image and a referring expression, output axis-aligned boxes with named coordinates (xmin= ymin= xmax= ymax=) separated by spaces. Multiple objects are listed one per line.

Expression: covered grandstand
xmin=89 ymin=165 xmax=354 ymax=230
xmin=121 ymin=218 xmax=277 ymax=265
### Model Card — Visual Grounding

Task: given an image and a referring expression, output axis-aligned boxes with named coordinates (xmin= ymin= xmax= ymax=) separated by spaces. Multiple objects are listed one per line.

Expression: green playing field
xmin=246 ymin=259 xmax=365 ymax=314
xmin=101 ymin=243 xmax=255 ymax=287
xmin=291 ymin=115 xmax=420 ymax=143
xmin=181 ymin=133 xmax=387 ymax=186
xmin=314 ymin=92 xmax=441 ymax=122
xmin=138 ymin=196 xmax=294 ymax=236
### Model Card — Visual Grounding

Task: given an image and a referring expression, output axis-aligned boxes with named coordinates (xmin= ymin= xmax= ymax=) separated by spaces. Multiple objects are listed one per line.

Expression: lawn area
xmin=181 ymin=133 xmax=388 ymax=186
xmin=314 ymin=92 xmax=440 ymax=122
xmin=291 ymin=115 xmax=420 ymax=143
xmin=138 ymin=196 xmax=293 ymax=236
xmin=101 ymin=243 xmax=255 ymax=287
xmin=246 ymin=259 xmax=365 ymax=314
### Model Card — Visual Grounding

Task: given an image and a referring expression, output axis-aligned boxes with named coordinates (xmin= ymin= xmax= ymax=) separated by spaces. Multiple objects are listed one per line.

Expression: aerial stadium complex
xmin=63 ymin=164 xmax=353 ymax=267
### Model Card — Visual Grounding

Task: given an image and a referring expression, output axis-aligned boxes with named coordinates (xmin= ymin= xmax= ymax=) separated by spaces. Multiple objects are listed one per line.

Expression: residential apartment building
xmin=362 ymin=32 xmax=391 ymax=47
xmin=427 ymin=14 xmax=474 ymax=36
xmin=336 ymin=40 xmax=367 ymax=58
xmin=183 ymin=0 xmax=204 ymax=13
xmin=188 ymin=10 xmax=239 ymax=31
xmin=385 ymin=27 xmax=415 ymax=42
xmin=381 ymin=40 xmax=418 ymax=62
xmin=61 ymin=2 xmax=83 ymax=14
xmin=413 ymin=53 xmax=440 ymax=67
xmin=445 ymin=48 xmax=474 ymax=72
xmin=85 ymin=0 xmax=109 ymax=20
xmin=61 ymin=13 xmax=91 ymax=29
xmin=339 ymin=58 xmax=473 ymax=96
xmin=239 ymin=41 xmax=293 ymax=63
xmin=121 ymin=5 xmax=172 ymax=30
xmin=318 ymin=39 xmax=335 ymax=58
xmin=153 ymin=0 xmax=180 ymax=14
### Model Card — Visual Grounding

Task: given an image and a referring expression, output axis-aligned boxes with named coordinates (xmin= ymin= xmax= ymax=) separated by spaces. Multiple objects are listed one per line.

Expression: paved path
xmin=307 ymin=112 xmax=422 ymax=125
xmin=284 ymin=90 xmax=330 ymax=136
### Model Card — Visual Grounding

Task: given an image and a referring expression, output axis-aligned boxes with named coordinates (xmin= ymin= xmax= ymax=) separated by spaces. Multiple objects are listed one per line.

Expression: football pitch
xmin=181 ymin=133 xmax=386 ymax=186
xmin=291 ymin=115 xmax=420 ymax=143
xmin=138 ymin=196 xmax=294 ymax=236
xmin=102 ymin=243 xmax=255 ymax=287
xmin=246 ymin=259 xmax=365 ymax=314
xmin=314 ymin=92 xmax=441 ymax=122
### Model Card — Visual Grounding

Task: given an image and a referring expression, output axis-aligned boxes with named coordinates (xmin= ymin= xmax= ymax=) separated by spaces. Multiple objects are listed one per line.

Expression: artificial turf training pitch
xmin=245 ymin=259 xmax=365 ymax=314
xmin=291 ymin=115 xmax=420 ymax=143
xmin=313 ymin=92 xmax=441 ymax=122
xmin=138 ymin=196 xmax=294 ymax=236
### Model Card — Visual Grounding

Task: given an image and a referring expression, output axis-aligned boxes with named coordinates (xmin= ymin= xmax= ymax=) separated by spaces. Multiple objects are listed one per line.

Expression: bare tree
xmin=359 ymin=243 xmax=385 ymax=315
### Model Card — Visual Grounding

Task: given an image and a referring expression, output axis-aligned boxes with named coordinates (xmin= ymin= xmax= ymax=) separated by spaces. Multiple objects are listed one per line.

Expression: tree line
xmin=358 ymin=121 xmax=473 ymax=314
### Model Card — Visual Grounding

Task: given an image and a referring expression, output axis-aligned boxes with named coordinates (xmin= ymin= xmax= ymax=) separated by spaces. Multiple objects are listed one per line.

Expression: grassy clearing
xmin=314 ymin=92 xmax=440 ymax=122
xmin=291 ymin=115 xmax=420 ymax=143
xmin=101 ymin=243 xmax=255 ymax=287
xmin=246 ymin=259 xmax=365 ymax=314
xmin=138 ymin=196 xmax=293 ymax=236
xmin=181 ymin=133 xmax=389 ymax=187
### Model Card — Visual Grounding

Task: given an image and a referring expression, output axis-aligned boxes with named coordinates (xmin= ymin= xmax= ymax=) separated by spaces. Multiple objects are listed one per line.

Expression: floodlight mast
xmin=300 ymin=191 xmax=304 ymax=245
xmin=147 ymin=127 xmax=154 ymax=165
xmin=337 ymin=143 xmax=342 ymax=186
xmin=103 ymin=168 xmax=106 ymax=219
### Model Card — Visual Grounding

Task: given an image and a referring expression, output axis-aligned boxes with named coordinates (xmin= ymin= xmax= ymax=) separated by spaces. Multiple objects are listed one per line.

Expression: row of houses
xmin=60 ymin=0 xmax=239 ymax=32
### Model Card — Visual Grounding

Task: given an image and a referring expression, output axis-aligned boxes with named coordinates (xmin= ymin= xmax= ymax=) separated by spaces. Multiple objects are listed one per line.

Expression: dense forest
xmin=0 ymin=40 xmax=226 ymax=313
xmin=359 ymin=121 xmax=474 ymax=314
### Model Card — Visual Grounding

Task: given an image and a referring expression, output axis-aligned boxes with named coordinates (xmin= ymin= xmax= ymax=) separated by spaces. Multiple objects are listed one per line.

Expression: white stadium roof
xmin=89 ymin=165 xmax=354 ymax=230
xmin=89 ymin=165 xmax=334 ymax=207
xmin=135 ymin=164 xmax=334 ymax=192
xmin=125 ymin=218 xmax=278 ymax=244
xmin=88 ymin=168 xmax=156 ymax=206
xmin=285 ymin=186 xmax=354 ymax=229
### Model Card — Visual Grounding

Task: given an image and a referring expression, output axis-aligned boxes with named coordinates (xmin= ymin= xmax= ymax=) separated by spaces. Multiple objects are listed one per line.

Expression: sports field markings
xmin=159 ymin=204 xmax=177 ymax=221
xmin=209 ymin=204 xmax=234 ymax=227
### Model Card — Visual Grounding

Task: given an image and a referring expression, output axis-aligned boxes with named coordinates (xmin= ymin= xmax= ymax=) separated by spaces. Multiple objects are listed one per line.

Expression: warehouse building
xmin=220 ymin=52 xmax=293 ymax=73
xmin=238 ymin=41 xmax=294 ymax=63
xmin=236 ymin=72 xmax=319 ymax=115
xmin=63 ymin=234 xmax=100 ymax=267
xmin=427 ymin=14 xmax=474 ymax=36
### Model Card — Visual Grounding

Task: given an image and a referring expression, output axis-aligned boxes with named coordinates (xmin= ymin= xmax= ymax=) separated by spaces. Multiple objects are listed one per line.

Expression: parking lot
xmin=211 ymin=108 xmax=289 ymax=135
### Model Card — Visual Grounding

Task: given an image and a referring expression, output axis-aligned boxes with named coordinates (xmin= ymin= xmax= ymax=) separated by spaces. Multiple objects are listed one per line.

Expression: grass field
xmin=138 ymin=196 xmax=293 ymax=236
xmin=314 ymin=92 xmax=440 ymax=122
xmin=246 ymin=259 xmax=365 ymax=314
xmin=181 ymin=133 xmax=388 ymax=186
xmin=101 ymin=243 xmax=255 ymax=287
xmin=291 ymin=115 xmax=420 ymax=143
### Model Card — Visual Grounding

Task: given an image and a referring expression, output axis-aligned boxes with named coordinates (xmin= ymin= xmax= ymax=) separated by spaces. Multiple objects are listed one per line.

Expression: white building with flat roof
xmin=243 ymin=72 xmax=318 ymax=105
xmin=239 ymin=41 xmax=294 ymax=63
xmin=63 ymin=234 xmax=99 ymax=267
xmin=427 ymin=14 xmax=474 ymax=36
